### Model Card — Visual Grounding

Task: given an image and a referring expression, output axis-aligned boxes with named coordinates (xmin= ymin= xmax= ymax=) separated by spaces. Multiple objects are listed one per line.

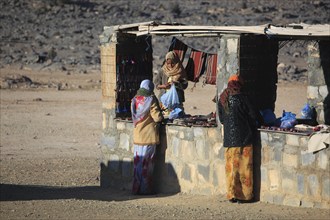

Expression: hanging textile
xmin=204 ymin=54 xmax=218 ymax=85
xmin=168 ymin=37 xmax=188 ymax=62
xmin=185 ymin=49 xmax=206 ymax=82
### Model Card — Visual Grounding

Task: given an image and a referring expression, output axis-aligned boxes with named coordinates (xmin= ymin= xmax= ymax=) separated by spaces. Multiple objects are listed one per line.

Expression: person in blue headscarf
xmin=131 ymin=79 xmax=164 ymax=195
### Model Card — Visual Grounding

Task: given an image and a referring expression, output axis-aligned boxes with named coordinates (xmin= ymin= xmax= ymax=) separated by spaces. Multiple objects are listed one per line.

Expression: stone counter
xmin=100 ymin=119 xmax=330 ymax=209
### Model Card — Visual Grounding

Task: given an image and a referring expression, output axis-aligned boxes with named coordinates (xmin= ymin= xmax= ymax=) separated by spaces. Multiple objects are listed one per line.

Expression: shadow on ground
xmin=0 ymin=184 xmax=175 ymax=202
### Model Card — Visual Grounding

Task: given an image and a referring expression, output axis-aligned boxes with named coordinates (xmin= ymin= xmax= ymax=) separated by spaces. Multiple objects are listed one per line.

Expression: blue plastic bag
xmin=280 ymin=111 xmax=297 ymax=128
xmin=301 ymin=103 xmax=312 ymax=119
xmin=169 ymin=107 xmax=184 ymax=119
xmin=160 ymin=84 xmax=180 ymax=110
xmin=260 ymin=109 xmax=276 ymax=125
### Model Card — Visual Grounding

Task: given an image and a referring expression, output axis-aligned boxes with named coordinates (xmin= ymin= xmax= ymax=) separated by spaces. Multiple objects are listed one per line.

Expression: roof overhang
xmin=103 ymin=21 xmax=330 ymax=40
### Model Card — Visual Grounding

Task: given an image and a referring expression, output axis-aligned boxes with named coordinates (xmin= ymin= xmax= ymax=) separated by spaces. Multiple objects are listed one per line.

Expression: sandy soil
xmin=1 ymin=67 xmax=329 ymax=219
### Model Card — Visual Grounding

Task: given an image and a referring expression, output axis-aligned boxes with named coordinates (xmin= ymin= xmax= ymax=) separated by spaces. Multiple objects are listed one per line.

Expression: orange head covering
xmin=219 ymin=74 xmax=243 ymax=113
xmin=228 ymin=74 xmax=239 ymax=82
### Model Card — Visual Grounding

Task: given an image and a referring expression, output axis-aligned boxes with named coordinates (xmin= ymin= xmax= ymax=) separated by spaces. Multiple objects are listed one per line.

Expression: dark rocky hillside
xmin=0 ymin=0 xmax=329 ymax=80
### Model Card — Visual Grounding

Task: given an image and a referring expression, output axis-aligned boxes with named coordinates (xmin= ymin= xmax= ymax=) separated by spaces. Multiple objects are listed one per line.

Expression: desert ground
xmin=1 ymin=67 xmax=329 ymax=219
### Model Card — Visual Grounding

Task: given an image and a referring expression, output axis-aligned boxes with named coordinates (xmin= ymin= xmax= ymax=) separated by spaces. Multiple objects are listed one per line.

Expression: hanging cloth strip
xmin=168 ymin=37 xmax=188 ymax=62
xmin=185 ymin=48 xmax=207 ymax=82
xmin=203 ymin=54 xmax=218 ymax=85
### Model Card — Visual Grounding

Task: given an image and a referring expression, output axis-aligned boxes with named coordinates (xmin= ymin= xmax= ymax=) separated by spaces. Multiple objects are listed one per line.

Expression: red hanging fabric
xmin=204 ymin=54 xmax=218 ymax=85
xmin=185 ymin=49 xmax=206 ymax=82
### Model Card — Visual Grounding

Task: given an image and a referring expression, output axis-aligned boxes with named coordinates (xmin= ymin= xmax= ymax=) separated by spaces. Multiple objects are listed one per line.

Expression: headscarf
xmin=140 ymin=79 xmax=154 ymax=92
xmin=136 ymin=79 xmax=154 ymax=96
xmin=131 ymin=79 xmax=154 ymax=126
xmin=219 ymin=74 xmax=243 ymax=113
xmin=161 ymin=51 xmax=187 ymax=82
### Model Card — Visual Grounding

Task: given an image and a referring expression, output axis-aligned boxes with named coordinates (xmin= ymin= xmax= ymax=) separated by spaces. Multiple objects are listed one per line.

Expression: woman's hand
xmin=157 ymin=83 xmax=171 ymax=90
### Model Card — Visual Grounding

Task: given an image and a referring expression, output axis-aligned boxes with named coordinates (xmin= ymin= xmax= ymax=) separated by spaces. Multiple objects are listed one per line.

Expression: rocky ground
xmin=1 ymin=0 xmax=330 ymax=80
xmin=1 ymin=0 xmax=330 ymax=219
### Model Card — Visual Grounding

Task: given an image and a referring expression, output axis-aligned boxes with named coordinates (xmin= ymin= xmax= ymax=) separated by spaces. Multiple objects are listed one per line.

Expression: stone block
xmin=269 ymin=169 xmax=280 ymax=191
xmin=317 ymin=150 xmax=329 ymax=170
xmin=299 ymin=137 xmax=308 ymax=149
xmin=122 ymin=157 xmax=132 ymax=177
xmin=260 ymin=166 xmax=267 ymax=183
xmin=307 ymin=43 xmax=319 ymax=58
xmin=274 ymin=195 xmax=284 ymax=205
xmin=297 ymin=174 xmax=305 ymax=195
xmin=227 ymin=38 xmax=238 ymax=54
xmin=283 ymin=144 xmax=299 ymax=154
xmin=322 ymin=177 xmax=330 ymax=200
xmin=283 ymin=196 xmax=301 ymax=207
xmin=196 ymin=139 xmax=208 ymax=160
xmin=116 ymin=122 xmax=126 ymax=130
xmin=181 ymin=140 xmax=196 ymax=161
xmin=226 ymin=55 xmax=239 ymax=73
xmin=212 ymin=169 xmax=219 ymax=186
xmin=213 ymin=162 xmax=226 ymax=193
xmin=100 ymin=135 xmax=116 ymax=149
xmin=179 ymin=131 xmax=185 ymax=139
xmin=102 ymin=99 xmax=116 ymax=110
xmin=219 ymin=146 xmax=225 ymax=160
xmin=307 ymin=174 xmax=320 ymax=196
xmin=119 ymin=133 xmax=130 ymax=151
xmin=185 ymin=129 xmax=194 ymax=140
xmin=286 ymin=135 xmax=300 ymax=147
xmin=102 ymin=112 xmax=107 ymax=130
xmin=301 ymin=199 xmax=315 ymax=208
xmin=282 ymin=175 xmax=296 ymax=193
xmin=207 ymin=128 xmax=219 ymax=141
xmin=193 ymin=127 xmax=204 ymax=138
xmin=260 ymin=132 xmax=269 ymax=145
xmin=301 ymin=151 xmax=316 ymax=166
xmin=212 ymin=142 xmax=222 ymax=157
xmin=109 ymin=154 xmax=120 ymax=171
xmin=182 ymin=164 xmax=191 ymax=182
xmin=172 ymin=137 xmax=181 ymax=157
xmin=197 ymin=164 xmax=210 ymax=183
xmin=167 ymin=127 xmax=179 ymax=135
xmin=307 ymin=86 xmax=319 ymax=99
xmin=274 ymin=147 xmax=282 ymax=162
xmin=261 ymin=193 xmax=274 ymax=203
xmin=262 ymin=146 xmax=272 ymax=164
xmin=319 ymin=85 xmax=328 ymax=99
xmin=268 ymin=133 xmax=285 ymax=144
xmin=283 ymin=152 xmax=298 ymax=168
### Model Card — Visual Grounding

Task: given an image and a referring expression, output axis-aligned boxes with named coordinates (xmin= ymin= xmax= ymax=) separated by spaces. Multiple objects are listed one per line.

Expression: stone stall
xmin=99 ymin=22 xmax=330 ymax=208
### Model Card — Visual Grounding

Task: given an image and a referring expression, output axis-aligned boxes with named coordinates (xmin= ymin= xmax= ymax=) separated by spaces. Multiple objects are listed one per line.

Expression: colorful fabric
xmin=132 ymin=144 xmax=156 ymax=195
xmin=168 ymin=37 xmax=188 ymax=62
xmin=225 ymin=144 xmax=253 ymax=201
xmin=185 ymin=49 xmax=206 ymax=82
xmin=131 ymin=95 xmax=153 ymax=126
xmin=204 ymin=54 xmax=218 ymax=85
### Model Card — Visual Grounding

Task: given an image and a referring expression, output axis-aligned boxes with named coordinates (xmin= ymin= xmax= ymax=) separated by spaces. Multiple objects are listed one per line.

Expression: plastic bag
xmin=280 ymin=111 xmax=297 ymax=128
xmin=301 ymin=103 xmax=312 ymax=119
xmin=169 ymin=107 xmax=184 ymax=119
xmin=160 ymin=84 xmax=180 ymax=110
xmin=260 ymin=109 xmax=276 ymax=125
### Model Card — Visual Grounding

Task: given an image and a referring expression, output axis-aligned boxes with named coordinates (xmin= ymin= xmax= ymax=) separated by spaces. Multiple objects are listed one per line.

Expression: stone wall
xmin=307 ymin=40 xmax=330 ymax=124
xmin=259 ymin=131 xmax=329 ymax=208
xmin=99 ymin=120 xmax=330 ymax=209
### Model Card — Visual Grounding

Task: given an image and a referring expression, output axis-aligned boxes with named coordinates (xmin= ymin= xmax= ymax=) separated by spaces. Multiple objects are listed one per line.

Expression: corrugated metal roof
xmin=105 ymin=21 xmax=330 ymax=40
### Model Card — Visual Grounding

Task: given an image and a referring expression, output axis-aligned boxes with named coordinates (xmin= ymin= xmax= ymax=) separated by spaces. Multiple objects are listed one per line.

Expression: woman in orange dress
xmin=218 ymin=74 xmax=259 ymax=203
